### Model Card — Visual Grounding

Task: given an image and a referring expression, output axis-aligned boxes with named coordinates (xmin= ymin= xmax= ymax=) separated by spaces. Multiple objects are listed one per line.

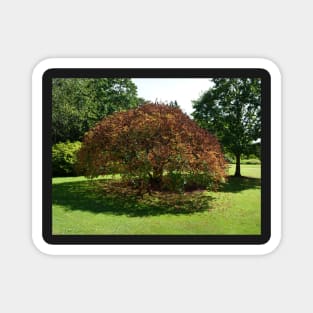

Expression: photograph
xmin=51 ymin=76 xmax=262 ymax=236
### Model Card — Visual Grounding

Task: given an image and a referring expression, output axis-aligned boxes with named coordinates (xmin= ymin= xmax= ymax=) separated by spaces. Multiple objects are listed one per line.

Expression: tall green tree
xmin=192 ymin=78 xmax=261 ymax=177
xmin=52 ymin=78 xmax=140 ymax=143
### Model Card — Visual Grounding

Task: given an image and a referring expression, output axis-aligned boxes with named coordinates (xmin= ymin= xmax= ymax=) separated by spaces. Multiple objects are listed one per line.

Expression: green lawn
xmin=52 ymin=164 xmax=261 ymax=235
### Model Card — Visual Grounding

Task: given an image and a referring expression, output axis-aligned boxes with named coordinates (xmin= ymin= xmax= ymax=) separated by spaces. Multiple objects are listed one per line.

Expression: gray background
xmin=0 ymin=0 xmax=311 ymax=312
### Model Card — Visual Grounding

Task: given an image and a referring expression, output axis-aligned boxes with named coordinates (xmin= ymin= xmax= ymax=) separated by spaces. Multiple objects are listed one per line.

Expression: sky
xmin=132 ymin=78 xmax=213 ymax=116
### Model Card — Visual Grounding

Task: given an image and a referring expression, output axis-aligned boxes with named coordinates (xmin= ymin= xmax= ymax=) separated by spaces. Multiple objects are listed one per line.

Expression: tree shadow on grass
xmin=52 ymin=179 xmax=214 ymax=217
xmin=219 ymin=176 xmax=261 ymax=193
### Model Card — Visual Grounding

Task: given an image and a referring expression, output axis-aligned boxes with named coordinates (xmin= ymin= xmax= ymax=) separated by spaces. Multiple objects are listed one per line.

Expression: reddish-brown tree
xmin=77 ymin=103 xmax=227 ymax=194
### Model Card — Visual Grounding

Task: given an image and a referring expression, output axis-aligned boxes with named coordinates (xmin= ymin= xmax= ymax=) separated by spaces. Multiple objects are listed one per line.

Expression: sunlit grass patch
xmin=52 ymin=164 xmax=261 ymax=235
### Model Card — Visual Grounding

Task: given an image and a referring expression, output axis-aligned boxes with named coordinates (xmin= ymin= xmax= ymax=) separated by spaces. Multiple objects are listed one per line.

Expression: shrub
xmin=77 ymin=103 xmax=227 ymax=194
xmin=52 ymin=141 xmax=81 ymax=176
xmin=225 ymin=152 xmax=260 ymax=165
xmin=240 ymin=158 xmax=261 ymax=165
xmin=161 ymin=172 xmax=217 ymax=193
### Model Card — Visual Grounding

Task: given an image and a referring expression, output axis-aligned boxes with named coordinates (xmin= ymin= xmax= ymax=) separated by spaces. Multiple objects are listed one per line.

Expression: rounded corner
xmin=32 ymin=58 xmax=58 ymax=81
xmin=256 ymin=57 xmax=282 ymax=80
xmin=259 ymin=233 xmax=282 ymax=255
xmin=31 ymin=233 xmax=54 ymax=256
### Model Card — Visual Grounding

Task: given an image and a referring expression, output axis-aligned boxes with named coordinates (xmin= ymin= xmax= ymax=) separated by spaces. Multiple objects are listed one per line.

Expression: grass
xmin=52 ymin=164 xmax=261 ymax=235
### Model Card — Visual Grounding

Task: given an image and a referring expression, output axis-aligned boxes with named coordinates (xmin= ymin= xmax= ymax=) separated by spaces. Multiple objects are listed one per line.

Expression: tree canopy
xmin=52 ymin=78 xmax=140 ymax=143
xmin=77 ymin=103 xmax=227 ymax=195
xmin=192 ymin=78 xmax=261 ymax=176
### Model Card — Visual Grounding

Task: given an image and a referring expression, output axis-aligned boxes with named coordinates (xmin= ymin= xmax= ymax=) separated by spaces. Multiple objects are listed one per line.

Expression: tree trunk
xmin=150 ymin=168 xmax=163 ymax=188
xmin=234 ymin=153 xmax=241 ymax=177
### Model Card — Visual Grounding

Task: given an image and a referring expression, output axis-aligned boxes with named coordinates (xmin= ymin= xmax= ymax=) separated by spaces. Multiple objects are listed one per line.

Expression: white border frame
xmin=32 ymin=58 xmax=281 ymax=255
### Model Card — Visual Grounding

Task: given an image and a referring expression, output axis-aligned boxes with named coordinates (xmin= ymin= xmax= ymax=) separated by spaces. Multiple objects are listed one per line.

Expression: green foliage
xmin=161 ymin=172 xmax=186 ymax=193
xmin=224 ymin=152 xmax=235 ymax=163
xmin=52 ymin=78 xmax=140 ymax=143
xmin=240 ymin=158 xmax=261 ymax=165
xmin=192 ymin=78 xmax=261 ymax=176
xmin=162 ymin=172 xmax=216 ymax=193
xmin=245 ymin=142 xmax=261 ymax=159
xmin=52 ymin=141 xmax=82 ymax=177
xmin=225 ymin=152 xmax=260 ymax=164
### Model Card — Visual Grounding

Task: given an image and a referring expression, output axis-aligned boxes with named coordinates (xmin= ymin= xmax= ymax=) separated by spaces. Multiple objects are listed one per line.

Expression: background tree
xmin=52 ymin=78 xmax=140 ymax=143
xmin=169 ymin=100 xmax=179 ymax=107
xmin=192 ymin=78 xmax=261 ymax=177
xmin=77 ymin=103 xmax=227 ymax=195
